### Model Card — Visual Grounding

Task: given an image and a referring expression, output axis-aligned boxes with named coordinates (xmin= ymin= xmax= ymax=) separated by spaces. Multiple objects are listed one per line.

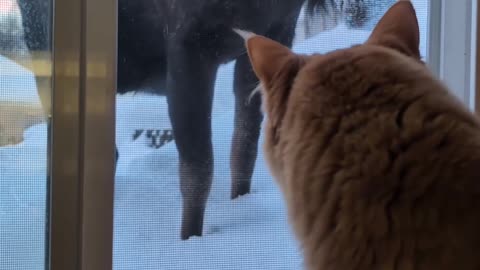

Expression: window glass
xmin=0 ymin=0 xmax=52 ymax=269
xmin=113 ymin=1 xmax=430 ymax=269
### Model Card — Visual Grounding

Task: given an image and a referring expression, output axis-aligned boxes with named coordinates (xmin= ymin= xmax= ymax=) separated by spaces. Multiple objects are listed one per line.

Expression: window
xmin=2 ymin=1 xmax=477 ymax=269
xmin=1 ymin=0 xmax=116 ymax=269
xmin=0 ymin=0 xmax=52 ymax=269
xmin=113 ymin=1 xmax=432 ymax=269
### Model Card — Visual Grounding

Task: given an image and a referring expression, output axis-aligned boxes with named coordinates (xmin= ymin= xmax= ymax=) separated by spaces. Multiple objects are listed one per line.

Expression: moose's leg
xmin=230 ymin=23 xmax=298 ymax=199
xmin=167 ymin=45 xmax=218 ymax=240
xmin=230 ymin=54 xmax=263 ymax=199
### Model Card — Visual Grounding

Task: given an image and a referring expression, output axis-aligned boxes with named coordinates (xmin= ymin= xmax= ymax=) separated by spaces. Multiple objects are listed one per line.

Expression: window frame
xmin=475 ymin=0 xmax=480 ymax=114
xmin=427 ymin=0 xmax=477 ymax=110
xmin=49 ymin=0 xmax=117 ymax=269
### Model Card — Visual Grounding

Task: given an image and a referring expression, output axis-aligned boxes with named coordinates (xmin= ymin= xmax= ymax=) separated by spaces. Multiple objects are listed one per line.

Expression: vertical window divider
xmin=50 ymin=0 xmax=117 ymax=269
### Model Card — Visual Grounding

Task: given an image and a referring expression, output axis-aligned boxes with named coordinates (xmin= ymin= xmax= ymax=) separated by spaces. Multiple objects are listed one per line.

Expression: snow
xmin=0 ymin=1 xmax=429 ymax=269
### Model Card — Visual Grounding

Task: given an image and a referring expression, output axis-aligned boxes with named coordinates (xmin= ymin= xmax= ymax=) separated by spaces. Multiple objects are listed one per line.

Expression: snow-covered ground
xmin=0 ymin=1 xmax=428 ymax=269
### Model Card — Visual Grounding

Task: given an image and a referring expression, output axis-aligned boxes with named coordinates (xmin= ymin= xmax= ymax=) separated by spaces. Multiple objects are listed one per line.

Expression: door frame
xmin=50 ymin=0 xmax=117 ymax=269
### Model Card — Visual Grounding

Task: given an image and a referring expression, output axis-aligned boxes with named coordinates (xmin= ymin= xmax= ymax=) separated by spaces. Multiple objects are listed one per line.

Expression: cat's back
xmin=287 ymin=45 xmax=480 ymax=172
xmin=282 ymin=45 xmax=480 ymax=270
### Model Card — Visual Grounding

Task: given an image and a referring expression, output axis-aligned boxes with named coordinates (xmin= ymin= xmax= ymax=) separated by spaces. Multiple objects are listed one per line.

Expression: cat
xmin=240 ymin=1 xmax=480 ymax=269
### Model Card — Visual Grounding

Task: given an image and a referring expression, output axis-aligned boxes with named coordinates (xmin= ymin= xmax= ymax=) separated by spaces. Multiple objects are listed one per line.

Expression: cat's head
xmin=240 ymin=0 xmax=421 ymax=107
xmin=242 ymin=0 xmax=420 ymax=118
xmin=237 ymin=0 xmax=422 ymax=173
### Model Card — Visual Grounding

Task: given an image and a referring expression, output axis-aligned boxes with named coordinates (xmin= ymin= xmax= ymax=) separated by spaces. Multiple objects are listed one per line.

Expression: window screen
xmin=0 ymin=1 xmax=431 ymax=269
xmin=114 ymin=0 xmax=428 ymax=270
xmin=113 ymin=1 xmax=430 ymax=269
xmin=0 ymin=0 xmax=51 ymax=269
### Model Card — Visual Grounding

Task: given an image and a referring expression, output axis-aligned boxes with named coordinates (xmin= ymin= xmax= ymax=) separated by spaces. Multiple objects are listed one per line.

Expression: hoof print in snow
xmin=132 ymin=129 xmax=174 ymax=149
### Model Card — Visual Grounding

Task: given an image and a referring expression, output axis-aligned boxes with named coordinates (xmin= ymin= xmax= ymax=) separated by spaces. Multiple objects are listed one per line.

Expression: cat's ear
xmin=235 ymin=29 xmax=299 ymax=86
xmin=366 ymin=0 xmax=420 ymax=59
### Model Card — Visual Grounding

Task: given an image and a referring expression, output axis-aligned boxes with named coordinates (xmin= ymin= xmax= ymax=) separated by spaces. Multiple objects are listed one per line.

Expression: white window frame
xmin=427 ymin=0 xmax=477 ymax=110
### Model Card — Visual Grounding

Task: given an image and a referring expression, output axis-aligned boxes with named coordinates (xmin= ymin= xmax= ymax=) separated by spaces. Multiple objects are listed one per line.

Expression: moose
xmin=16 ymin=0 xmax=367 ymax=240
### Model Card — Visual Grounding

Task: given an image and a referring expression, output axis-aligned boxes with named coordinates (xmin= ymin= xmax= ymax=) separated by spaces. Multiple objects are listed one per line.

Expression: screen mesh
xmin=112 ymin=1 xmax=430 ymax=269
xmin=0 ymin=0 xmax=50 ymax=269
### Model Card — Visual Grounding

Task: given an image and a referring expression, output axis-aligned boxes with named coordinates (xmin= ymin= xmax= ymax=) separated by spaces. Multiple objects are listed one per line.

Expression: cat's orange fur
xmin=243 ymin=1 xmax=480 ymax=269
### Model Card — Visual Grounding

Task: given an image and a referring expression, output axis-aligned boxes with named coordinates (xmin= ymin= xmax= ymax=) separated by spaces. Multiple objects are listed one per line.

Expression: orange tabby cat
xmin=241 ymin=1 xmax=480 ymax=269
